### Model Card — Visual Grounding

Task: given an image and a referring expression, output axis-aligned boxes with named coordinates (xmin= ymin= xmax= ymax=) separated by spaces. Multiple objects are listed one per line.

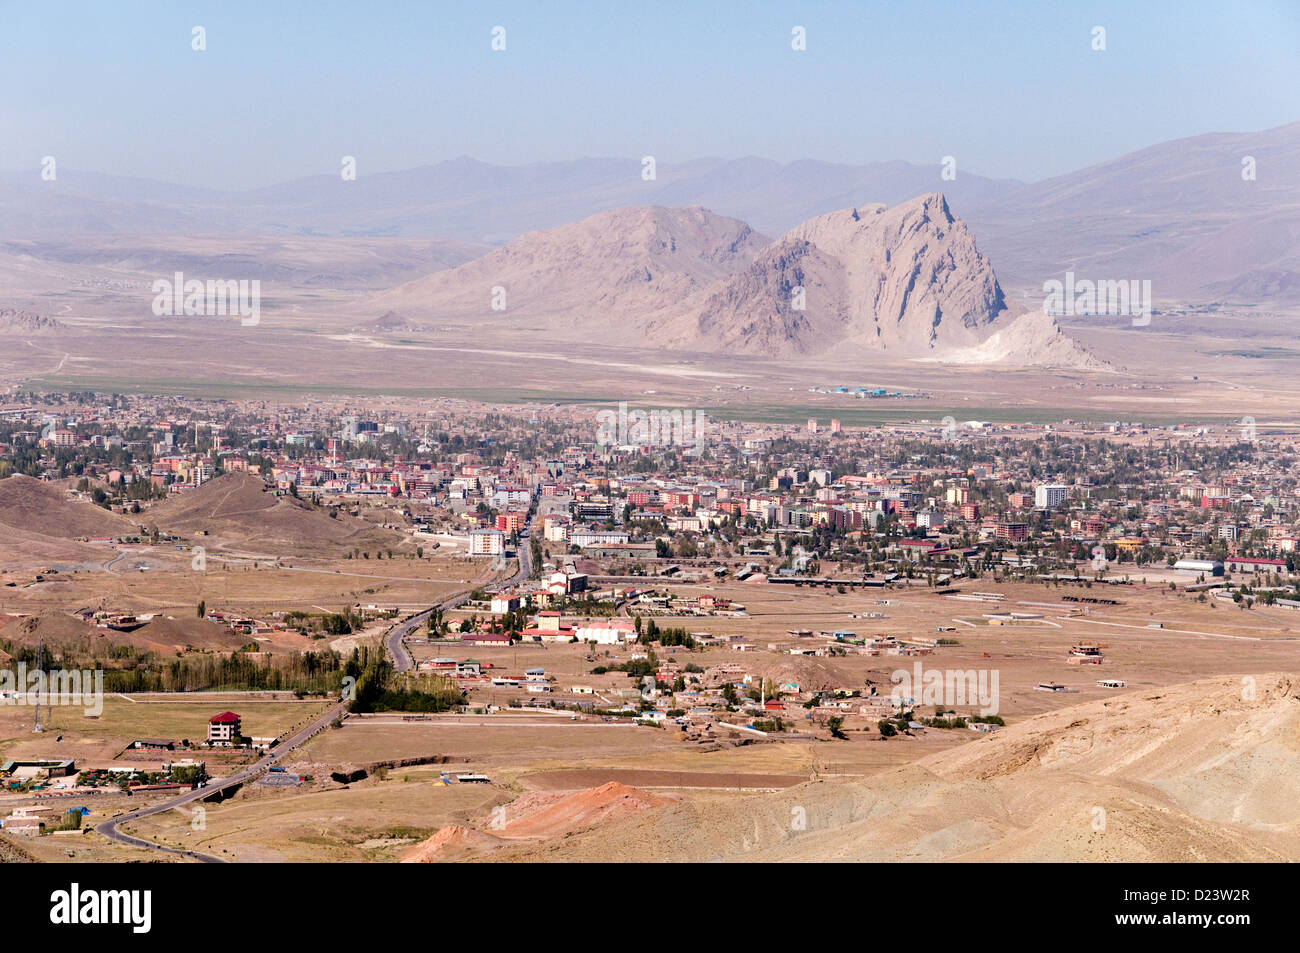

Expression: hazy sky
xmin=2 ymin=0 xmax=1296 ymax=189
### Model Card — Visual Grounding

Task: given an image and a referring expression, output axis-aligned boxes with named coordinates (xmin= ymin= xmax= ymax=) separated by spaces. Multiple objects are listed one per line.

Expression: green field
xmin=25 ymin=373 xmax=1253 ymax=428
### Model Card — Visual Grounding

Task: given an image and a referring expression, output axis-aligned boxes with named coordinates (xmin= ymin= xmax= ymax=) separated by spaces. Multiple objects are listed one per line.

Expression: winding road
xmin=387 ymin=517 xmax=533 ymax=672
xmin=95 ymin=509 xmax=535 ymax=859
xmin=95 ymin=697 xmax=347 ymax=862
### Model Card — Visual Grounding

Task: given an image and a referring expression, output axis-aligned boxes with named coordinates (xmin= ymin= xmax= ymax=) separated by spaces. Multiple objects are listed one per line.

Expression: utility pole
xmin=33 ymin=631 xmax=45 ymax=732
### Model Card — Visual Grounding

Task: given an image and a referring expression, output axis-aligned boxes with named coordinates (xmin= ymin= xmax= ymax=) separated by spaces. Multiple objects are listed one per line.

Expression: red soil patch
xmin=401 ymin=781 xmax=673 ymax=862
xmin=400 ymin=825 xmax=505 ymax=863
xmin=492 ymin=781 xmax=671 ymax=839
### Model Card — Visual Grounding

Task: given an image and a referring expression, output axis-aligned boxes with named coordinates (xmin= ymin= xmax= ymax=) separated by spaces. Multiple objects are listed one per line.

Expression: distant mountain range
xmin=962 ymin=121 xmax=1300 ymax=306
xmin=1 ymin=120 xmax=1296 ymax=312
xmin=0 ymin=157 xmax=1021 ymax=244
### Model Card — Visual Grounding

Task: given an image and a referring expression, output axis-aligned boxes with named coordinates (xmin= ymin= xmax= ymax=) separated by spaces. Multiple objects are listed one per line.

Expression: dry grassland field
xmin=2 ymin=555 xmax=476 ymax=618
xmin=6 ymin=575 xmax=1287 ymax=866
xmin=0 ymin=696 xmax=330 ymax=763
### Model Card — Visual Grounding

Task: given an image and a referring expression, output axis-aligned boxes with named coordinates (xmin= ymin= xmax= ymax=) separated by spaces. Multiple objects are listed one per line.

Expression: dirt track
xmin=522 ymin=768 xmax=808 ymax=791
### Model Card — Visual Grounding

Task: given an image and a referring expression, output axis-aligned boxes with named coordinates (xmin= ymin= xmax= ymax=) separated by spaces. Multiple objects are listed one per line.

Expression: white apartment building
xmin=1035 ymin=484 xmax=1069 ymax=509
xmin=469 ymin=528 xmax=505 ymax=556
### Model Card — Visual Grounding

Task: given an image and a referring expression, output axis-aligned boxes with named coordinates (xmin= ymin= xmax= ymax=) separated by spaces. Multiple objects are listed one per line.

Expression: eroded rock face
xmin=381 ymin=193 xmax=1102 ymax=368
xmin=0 ymin=309 xmax=62 ymax=333
xmin=695 ymin=193 xmax=1006 ymax=356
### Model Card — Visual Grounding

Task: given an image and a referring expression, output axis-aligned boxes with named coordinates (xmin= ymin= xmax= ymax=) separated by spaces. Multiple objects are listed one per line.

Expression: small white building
xmin=916 ymin=510 xmax=945 ymax=530
xmin=568 ymin=529 xmax=629 ymax=549
xmin=491 ymin=595 xmax=521 ymax=613
xmin=1173 ymin=558 xmax=1224 ymax=576
xmin=573 ymin=619 xmax=636 ymax=645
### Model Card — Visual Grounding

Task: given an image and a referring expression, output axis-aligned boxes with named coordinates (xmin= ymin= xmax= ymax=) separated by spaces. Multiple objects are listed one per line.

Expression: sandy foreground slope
xmin=490 ymin=674 xmax=1300 ymax=862
xmin=402 ymin=782 xmax=672 ymax=862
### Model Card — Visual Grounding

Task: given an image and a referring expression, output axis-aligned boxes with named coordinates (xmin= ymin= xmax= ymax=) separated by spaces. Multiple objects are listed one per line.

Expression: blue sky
xmin=1 ymin=0 xmax=1296 ymax=188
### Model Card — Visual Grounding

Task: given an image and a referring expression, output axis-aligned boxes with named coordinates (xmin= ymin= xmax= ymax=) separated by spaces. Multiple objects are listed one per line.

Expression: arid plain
xmin=3 ymin=123 xmax=1300 ymax=864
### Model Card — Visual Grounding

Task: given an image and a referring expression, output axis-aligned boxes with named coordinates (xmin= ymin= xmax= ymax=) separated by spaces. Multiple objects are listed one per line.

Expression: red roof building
xmin=460 ymin=631 xmax=512 ymax=645
xmin=207 ymin=711 xmax=241 ymax=744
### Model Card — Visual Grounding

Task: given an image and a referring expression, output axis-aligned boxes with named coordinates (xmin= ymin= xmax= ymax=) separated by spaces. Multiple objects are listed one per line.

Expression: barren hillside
xmin=491 ymin=674 xmax=1300 ymax=862
xmin=147 ymin=472 xmax=404 ymax=556
xmin=966 ymin=121 xmax=1300 ymax=304
xmin=0 ymin=475 xmax=137 ymax=539
xmin=375 ymin=205 xmax=768 ymax=329
xmin=0 ymin=611 xmax=247 ymax=658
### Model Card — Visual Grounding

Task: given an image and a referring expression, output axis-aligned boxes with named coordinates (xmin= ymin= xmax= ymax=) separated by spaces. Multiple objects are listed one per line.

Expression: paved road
xmin=95 ymin=508 xmax=535 ymax=859
xmin=96 ymin=697 xmax=346 ymax=862
xmin=341 ymin=719 xmax=635 ymax=729
xmin=387 ymin=512 xmax=534 ymax=673
xmin=385 ymin=605 xmax=445 ymax=674
xmin=508 ymin=521 xmax=535 ymax=586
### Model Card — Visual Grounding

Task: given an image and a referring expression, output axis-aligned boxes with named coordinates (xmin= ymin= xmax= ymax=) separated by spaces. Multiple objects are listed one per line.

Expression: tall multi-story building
xmin=496 ymin=510 xmax=527 ymax=533
xmin=207 ymin=711 xmax=241 ymax=745
xmin=469 ymin=528 xmax=505 ymax=556
xmin=1035 ymin=484 xmax=1069 ymax=509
